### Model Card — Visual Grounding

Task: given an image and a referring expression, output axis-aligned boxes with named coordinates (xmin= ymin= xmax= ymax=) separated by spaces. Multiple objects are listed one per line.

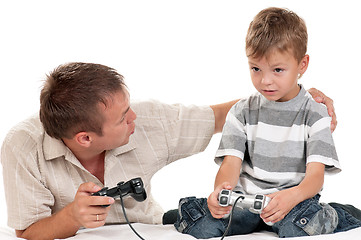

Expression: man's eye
xmin=252 ymin=67 xmax=260 ymax=72
xmin=274 ymin=68 xmax=284 ymax=73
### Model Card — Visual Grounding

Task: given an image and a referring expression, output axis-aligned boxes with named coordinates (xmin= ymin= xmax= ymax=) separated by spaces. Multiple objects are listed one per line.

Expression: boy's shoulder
xmin=233 ymin=92 xmax=262 ymax=110
xmin=303 ymin=91 xmax=329 ymax=117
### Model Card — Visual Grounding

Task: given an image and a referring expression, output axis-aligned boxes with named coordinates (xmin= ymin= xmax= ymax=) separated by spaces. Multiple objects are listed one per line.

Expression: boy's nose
xmin=261 ymin=74 xmax=273 ymax=85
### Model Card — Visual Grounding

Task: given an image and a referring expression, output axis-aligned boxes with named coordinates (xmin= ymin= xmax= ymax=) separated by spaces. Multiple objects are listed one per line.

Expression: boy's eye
xmin=252 ymin=67 xmax=260 ymax=72
xmin=274 ymin=68 xmax=284 ymax=73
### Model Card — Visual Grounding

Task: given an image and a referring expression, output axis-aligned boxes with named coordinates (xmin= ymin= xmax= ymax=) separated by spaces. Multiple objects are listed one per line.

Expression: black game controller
xmin=92 ymin=177 xmax=147 ymax=206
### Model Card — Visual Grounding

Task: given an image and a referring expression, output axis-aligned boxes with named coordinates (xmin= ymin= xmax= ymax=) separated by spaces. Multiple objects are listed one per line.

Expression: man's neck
xmin=62 ymin=138 xmax=106 ymax=183
xmin=78 ymin=151 xmax=105 ymax=184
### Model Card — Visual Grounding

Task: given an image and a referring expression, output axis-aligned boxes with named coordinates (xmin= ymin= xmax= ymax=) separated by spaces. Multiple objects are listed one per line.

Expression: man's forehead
xmin=98 ymin=89 xmax=130 ymax=110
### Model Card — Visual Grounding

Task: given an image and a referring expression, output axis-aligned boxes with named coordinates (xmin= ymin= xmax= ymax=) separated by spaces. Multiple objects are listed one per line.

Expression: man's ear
xmin=74 ymin=132 xmax=92 ymax=147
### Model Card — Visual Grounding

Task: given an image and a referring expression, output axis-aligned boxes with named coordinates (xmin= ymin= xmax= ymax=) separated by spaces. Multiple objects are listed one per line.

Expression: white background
xmin=1 ymin=0 xmax=360 ymax=229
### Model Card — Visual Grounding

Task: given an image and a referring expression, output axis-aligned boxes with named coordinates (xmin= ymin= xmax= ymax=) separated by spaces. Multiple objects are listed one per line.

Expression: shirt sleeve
xmin=214 ymin=101 xmax=247 ymax=165
xmin=159 ymin=102 xmax=215 ymax=164
xmin=306 ymin=104 xmax=341 ymax=174
xmin=1 ymin=128 xmax=54 ymax=230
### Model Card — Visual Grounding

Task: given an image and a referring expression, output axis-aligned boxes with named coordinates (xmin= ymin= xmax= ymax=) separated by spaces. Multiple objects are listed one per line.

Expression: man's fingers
xmin=78 ymin=182 xmax=102 ymax=195
xmin=90 ymin=196 xmax=115 ymax=207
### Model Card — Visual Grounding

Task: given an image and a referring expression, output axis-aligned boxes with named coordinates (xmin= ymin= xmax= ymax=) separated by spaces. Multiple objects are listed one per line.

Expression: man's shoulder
xmin=2 ymin=114 xmax=44 ymax=151
xmin=131 ymin=100 xmax=164 ymax=120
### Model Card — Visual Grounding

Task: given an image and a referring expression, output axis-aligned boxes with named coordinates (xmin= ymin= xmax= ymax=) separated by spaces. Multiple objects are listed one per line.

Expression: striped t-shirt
xmin=215 ymin=85 xmax=341 ymax=195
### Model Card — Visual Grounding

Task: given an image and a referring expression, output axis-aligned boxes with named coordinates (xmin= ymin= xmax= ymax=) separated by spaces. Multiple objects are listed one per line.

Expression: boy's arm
xmin=207 ymin=155 xmax=242 ymax=218
xmin=261 ymin=162 xmax=325 ymax=224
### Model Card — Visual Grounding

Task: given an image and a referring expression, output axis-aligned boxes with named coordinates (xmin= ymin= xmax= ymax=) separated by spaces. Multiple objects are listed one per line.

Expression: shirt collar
xmin=43 ymin=132 xmax=137 ymax=161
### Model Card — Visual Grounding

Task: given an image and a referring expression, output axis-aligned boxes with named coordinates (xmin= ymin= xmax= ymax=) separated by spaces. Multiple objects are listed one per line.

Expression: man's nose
xmin=128 ymin=108 xmax=136 ymax=123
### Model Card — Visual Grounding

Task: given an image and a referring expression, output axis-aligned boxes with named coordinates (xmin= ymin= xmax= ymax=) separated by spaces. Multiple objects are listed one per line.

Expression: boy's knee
xmin=174 ymin=197 xmax=226 ymax=238
xmin=275 ymin=202 xmax=338 ymax=238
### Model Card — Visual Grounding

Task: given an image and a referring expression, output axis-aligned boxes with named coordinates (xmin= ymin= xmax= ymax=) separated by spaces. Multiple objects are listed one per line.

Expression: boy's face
xmin=248 ymin=49 xmax=309 ymax=102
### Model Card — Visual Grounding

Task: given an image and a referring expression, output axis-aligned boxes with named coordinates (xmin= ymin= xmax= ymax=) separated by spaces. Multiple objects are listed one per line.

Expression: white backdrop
xmin=1 ymin=0 xmax=360 ymax=229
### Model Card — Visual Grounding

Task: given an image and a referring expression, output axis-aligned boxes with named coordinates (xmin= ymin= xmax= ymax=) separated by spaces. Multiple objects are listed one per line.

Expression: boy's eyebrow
xmin=248 ymin=60 xmax=257 ymax=65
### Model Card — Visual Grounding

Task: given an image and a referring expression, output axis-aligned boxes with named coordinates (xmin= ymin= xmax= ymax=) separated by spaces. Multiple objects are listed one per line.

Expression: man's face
xmin=248 ymin=49 xmax=308 ymax=102
xmin=94 ymin=90 xmax=136 ymax=150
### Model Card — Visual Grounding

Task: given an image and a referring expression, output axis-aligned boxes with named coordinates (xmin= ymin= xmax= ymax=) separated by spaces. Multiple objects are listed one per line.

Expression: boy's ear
xmin=299 ymin=54 xmax=310 ymax=75
xmin=74 ymin=132 xmax=92 ymax=147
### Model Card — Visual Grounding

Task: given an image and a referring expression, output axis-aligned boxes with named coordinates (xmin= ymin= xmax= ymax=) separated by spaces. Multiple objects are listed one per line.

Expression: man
xmin=1 ymin=62 xmax=336 ymax=240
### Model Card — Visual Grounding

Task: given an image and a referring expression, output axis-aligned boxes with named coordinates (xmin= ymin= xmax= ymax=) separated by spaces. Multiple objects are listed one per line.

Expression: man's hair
xmin=246 ymin=7 xmax=308 ymax=62
xmin=39 ymin=62 xmax=126 ymax=139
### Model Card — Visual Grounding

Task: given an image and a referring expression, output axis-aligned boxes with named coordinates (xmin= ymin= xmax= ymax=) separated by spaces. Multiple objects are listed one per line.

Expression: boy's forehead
xmin=249 ymin=47 xmax=296 ymax=61
xmin=248 ymin=49 xmax=297 ymax=65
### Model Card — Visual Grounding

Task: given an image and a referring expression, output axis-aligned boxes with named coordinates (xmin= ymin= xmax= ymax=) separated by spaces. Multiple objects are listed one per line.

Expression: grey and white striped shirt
xmin=215 ymin=85 xmax=341 ymax=195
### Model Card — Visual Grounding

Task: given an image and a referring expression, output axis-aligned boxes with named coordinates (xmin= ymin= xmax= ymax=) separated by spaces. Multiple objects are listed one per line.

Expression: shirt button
xmin=300 ymin=218 xmax=308 ymax=225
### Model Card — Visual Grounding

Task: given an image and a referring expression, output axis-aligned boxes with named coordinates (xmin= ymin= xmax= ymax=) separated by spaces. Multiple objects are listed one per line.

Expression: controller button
xmin=255 ymin=195 xmax=263 ymax=200
xmin=221 ymin=190 xmax=229 ymax=195
xmin=219 ymin=196 xmax=228 ymax=205
xmin=254 ymin=201 xmax=262 ymax=210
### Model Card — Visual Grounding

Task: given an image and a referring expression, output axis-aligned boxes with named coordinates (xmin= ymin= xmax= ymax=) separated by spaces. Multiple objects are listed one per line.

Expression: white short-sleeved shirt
xmin=1 ymin=100 xmax=214 ymax=230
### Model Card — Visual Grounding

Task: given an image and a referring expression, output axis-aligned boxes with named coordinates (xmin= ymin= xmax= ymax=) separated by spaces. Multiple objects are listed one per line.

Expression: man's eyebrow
xmin=120 ymin=106 xmax=130 ymax=122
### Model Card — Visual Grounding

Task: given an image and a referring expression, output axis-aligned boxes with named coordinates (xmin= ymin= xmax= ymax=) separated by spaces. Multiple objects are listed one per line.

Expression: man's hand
xmin=308 ymin=88 xmax=337 ymax=132
xmin=15 ymin=182 xmax=115 ymax=240
xmin=207 ymin=182 xmax=232 ymax=219
xmin=70 ymin=182 xmax=115 ymax=228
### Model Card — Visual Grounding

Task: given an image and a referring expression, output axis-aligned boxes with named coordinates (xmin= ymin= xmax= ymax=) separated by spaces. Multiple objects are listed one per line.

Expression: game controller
xmin=92 ymin=177 xmax=147 ymax=206
xmin=218 ymin=189 xmax=273 ymax=225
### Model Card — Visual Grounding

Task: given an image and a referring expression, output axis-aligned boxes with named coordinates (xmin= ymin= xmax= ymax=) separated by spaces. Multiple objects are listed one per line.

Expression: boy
xmin=174 ymin=7 xmax=361 ymax=238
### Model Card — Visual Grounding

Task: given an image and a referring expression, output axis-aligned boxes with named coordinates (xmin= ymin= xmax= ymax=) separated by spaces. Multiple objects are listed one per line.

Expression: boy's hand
xmin=207 ymin=182 xmax=232 ymax=219
xmin=260 ymin=188 xmax=300 ymax=224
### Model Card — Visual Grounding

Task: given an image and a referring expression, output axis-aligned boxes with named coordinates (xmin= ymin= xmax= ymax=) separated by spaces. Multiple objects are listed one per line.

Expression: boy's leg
xmin=174 ymin=197 xmax=261 ymax=239
xmin=272 ymin=195 xmax=339 ymax=238
xmin=328 ymin=203 xmax=361 ymax=232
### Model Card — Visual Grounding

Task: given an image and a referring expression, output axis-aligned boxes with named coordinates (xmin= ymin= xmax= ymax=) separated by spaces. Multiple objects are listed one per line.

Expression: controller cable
xmin=118 ymin=189 xmax=146 ymax=240
xmin=220 ymin=196 xmax=243 ymax=240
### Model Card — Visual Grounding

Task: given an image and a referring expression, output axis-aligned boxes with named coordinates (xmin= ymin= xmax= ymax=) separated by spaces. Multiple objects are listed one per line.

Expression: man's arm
xmin=210 ymin=100 xmax=239 ymax=133
xmin=16 ymin=182 xmax=114 ymax=240
xmin=210 ymin=88 xmax=336 ymax=134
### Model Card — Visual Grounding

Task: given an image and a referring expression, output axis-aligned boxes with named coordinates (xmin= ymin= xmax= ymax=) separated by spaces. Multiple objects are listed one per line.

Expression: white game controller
xmin=218 ymin=189 xmax=273 ymax=226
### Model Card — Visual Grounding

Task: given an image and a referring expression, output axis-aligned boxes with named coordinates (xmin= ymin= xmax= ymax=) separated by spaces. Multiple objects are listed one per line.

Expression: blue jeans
xmin=174 ymin=195 xmax=361 ymax=238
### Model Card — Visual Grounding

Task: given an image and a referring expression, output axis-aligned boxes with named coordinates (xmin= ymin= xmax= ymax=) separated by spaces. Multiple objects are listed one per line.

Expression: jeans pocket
xmin=175 ymin=197 xmax=207 ymax=233
xmin=183 ymin=197 xmax=207 ymax=222
xmin=295 ymin=202 xmax=338 ymax=236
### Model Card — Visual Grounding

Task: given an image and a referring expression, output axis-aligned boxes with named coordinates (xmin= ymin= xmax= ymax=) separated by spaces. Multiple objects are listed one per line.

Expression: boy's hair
xmin=39 ymin=62 xmax=126 ymax=139
xmin=246 ymin=7 xmax=308 ymax=62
